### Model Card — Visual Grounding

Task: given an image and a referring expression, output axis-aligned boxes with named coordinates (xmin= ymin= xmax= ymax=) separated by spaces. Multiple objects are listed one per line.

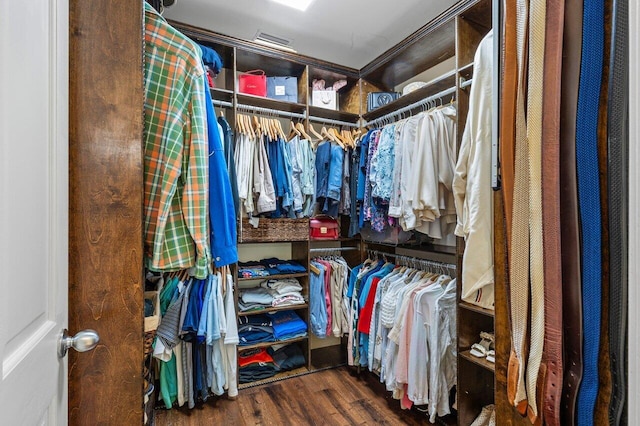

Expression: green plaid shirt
xmin=144 ymin=3 xmax=210 ymax=278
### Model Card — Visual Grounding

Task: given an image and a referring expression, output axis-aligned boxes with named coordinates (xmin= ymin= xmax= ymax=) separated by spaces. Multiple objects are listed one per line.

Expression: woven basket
xmin=238 ymin=217 xmax=309 ymax=243
xmin=144 ymin=330 xmax=156 ymax=357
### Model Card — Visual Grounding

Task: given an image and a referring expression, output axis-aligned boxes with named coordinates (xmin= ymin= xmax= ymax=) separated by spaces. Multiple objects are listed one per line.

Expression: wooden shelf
xmin=310 ymin=237 xmax=360 ymax=243
xmin=308 ymin=106 xmax=360 ymax=123
xmin=238 ymin=272 xmax=307 ymax=281
xmin=236 ymin=93 xmax=306 ymax=114
xmin=210 ymin=87 xmax=233 ymax=102
xmin=238 ymin=335 xmax=308 ymax=351
xmin=459 ymin=301 xmax=495 ymax=317
xmin=238 ymin=303 xmax=309 ymax=316
xmin=362 ymin=70 xmax=457 ymax=122
xmin=459 ymin=349 xmax=495 ymax=373
xmin=238 ymin=366 xmax=310 ymax=389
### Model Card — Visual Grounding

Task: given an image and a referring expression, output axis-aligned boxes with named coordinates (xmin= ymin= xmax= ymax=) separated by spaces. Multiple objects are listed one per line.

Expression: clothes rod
xmin=459 ymin=76 xmax=473 ymax=89
xmin=308 ymin=115 xmax=360 ymax=128
xmin=367 ymin=249 xmax=457 ymax=270
xmin=365 ymin=86 xmax=457 ymax=127
xmin=212 ymin=99 xmax=233 ymax=108
xmin=309 ymin=247 xmax=359 ymax=253
xmin=236 ymin=103 xmax=307 ymax=120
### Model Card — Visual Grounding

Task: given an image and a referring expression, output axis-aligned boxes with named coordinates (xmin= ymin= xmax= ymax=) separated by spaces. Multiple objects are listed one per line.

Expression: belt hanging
xmin=541 ymin=0 xmax=566 ymax=424
xmin=524 ymin=0 xmax=547 ymax=422
xmin=559 ymin=0 xmax=585 ymax=424
xmin=507 ymin=0 xmax=530 ymax=414
xmin=500 ymin=0 xmax=517 ymax=251
xmin=607 ymin=0 xmax=629 ymax=424
xmin=575 ymin=0 xmax=605 ymax=423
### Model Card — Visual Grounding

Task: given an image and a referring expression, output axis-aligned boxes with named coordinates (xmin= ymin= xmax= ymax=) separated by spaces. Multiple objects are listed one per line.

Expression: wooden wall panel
xmin=69 ymin=0 xmax=144 ymax=424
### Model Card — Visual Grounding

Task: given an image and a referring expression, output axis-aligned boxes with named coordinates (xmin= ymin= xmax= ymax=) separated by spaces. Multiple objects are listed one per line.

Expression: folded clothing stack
xmin=270 ymin=343 xmax=306 ymax=371
xmin=238 ymin=314 xmax=275 ymax=346
xmin=237 ymin=310 xmax=307 ymax=346
xmin=269 ymin=310 xmax=307 ymax=340
xmin=239 ymin=278 xmax=305 ymax=312
xmin=238 ymin=348 xmax=277 ymax=383
xmin=238 ymin=343 xmax=307 ymax=383
xmin=238 ymin=258 xmax=306 ymax=278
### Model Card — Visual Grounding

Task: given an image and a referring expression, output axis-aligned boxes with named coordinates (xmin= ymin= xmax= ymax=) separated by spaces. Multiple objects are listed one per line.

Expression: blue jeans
xmin=315 ymin=142 xmax=344 ymax=217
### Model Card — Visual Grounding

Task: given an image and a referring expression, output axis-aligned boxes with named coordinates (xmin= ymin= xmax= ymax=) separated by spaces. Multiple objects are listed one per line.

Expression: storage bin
xmin=238 ymin=217 xmax=309 ymax=243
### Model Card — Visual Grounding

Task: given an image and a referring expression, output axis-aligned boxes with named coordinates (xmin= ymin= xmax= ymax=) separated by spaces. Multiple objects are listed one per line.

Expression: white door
xmin=0 ymin=1 xmax=70 ymax=424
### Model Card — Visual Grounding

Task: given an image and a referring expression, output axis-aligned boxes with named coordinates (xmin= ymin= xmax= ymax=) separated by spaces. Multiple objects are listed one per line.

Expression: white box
xmin=312 ymin=90 xmax=338 ymax=110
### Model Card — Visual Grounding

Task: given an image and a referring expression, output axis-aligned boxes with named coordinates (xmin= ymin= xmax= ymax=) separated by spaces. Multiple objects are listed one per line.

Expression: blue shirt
xmin=202 ymin=73 xmax=238 ymax=266
xmin=310 ymin=261 xmax=328 ymax=338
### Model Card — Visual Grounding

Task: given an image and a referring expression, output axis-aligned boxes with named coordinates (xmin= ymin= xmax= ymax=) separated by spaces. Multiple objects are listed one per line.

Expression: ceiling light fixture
xmin=270 ymin=0 xmax=314 ymax=11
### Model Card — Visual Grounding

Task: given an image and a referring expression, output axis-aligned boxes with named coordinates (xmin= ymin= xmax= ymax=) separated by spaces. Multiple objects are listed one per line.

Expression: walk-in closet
xmin=1 ymin=0 xmax=631 ymax=425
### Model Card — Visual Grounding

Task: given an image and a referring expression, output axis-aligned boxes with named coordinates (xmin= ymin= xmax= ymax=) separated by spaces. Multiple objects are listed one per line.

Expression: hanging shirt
xmin=143 ymin=3 xmax=210 ymax=278
xmin=370 ymin=124 xmax=396 ymax=202
xmin=217 ymin=116 xmax=240 ymax=215
xmin=452 ymin=30 xmax=495 ymax=310
xmin=201 ymin=71 xmax=238 ymax=267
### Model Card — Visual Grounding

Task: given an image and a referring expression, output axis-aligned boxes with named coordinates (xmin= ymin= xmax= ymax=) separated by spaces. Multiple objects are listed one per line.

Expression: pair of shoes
xmin=470 ymin=404 xmax=496 ymax=426
xmin=312 ymin=78 xmax=347 ymax=91
xmin=470 ymin=331 xmax=495 ymax=358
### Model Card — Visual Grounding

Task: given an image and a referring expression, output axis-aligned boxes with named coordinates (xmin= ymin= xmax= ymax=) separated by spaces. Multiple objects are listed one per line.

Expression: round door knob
xmin=58 ymin=329 xmax=100 ymax=358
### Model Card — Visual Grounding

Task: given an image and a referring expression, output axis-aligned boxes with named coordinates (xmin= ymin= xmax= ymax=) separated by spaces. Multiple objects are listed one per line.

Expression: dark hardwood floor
xmin=154 ymin=367 xmax=444 ymax=425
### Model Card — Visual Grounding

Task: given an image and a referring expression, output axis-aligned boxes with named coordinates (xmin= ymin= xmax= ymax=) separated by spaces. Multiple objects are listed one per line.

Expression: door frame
xmin=68 ymin=0 xmax=144 ymax=423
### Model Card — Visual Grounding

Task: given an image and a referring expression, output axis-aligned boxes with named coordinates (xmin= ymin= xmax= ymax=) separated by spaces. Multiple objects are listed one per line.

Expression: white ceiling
xmin=164 ymin=0 xmax=459 ymax=69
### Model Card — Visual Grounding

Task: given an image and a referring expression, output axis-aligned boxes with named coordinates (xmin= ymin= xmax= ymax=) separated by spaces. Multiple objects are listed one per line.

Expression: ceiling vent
xmin=254 ymin=31 xmax=293 ymax=48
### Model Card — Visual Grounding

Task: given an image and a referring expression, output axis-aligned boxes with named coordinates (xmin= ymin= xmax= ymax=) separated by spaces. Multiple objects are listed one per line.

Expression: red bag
xmin=238 ymin=70 xmax=267 ymax=97
xmin=310 ymin=216 xmax=339 ymax=240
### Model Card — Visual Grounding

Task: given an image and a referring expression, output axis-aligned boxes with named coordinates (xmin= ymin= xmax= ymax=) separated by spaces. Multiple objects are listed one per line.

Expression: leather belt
xmin=541 ymin=0 xmax=565 ymax=424
xmin=559 ymin=0 xmax=584 ymax=424
xmin=575 ymin=0 xmax=605 ymax=423
xmin=607 ymin=0 xmax=629 ymax=423
xmin=596 ymin=1 xmax=613 ymax=422
xmin=500 ymin=0 xmax=517 ymax=250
